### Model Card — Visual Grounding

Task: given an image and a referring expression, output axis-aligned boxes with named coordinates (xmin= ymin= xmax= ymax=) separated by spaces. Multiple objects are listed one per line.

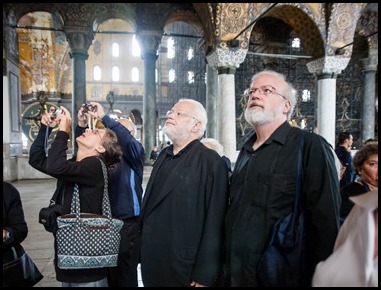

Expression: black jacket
xmin=135 ymin=140 xmax=229 ymax=287
xmin=225 ymin=122 xmax=341 ymax=287
xmin=3 ymin=182 xmax=28 ymax=254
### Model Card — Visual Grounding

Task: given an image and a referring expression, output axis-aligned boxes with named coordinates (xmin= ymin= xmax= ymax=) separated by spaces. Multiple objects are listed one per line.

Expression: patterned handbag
xmin=56 ymin=158 xmax=123 ymax=269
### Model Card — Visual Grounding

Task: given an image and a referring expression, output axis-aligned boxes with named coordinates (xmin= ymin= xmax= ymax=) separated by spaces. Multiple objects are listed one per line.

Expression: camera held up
xmin=50 ymin=108 xmax=63 ymax=120
xmin=82 ymin=103 xmax=96 ymax=113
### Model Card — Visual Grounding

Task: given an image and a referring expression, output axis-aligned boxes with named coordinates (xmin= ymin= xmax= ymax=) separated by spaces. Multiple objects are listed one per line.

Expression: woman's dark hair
xmin=353 ymin=142 xmax=378 ymax=173
xmin=364 ymin=138 xmax=378 ymax=145
xmin=100 ymin=129 xmax=122 ymax=168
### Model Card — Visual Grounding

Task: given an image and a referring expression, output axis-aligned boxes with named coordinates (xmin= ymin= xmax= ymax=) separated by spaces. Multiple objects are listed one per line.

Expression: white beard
xmin=163 ymin=123 xmax=192 ymax=143
xmin=244 ymin=105 xmax=283 ymax=126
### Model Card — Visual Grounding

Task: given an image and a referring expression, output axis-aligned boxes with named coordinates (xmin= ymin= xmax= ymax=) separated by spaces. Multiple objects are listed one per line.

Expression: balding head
xmin=119 ymin=118 xmax=136 ymax=137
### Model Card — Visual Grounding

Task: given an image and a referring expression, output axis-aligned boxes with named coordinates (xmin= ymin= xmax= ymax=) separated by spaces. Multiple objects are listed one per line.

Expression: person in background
xmin=132 ymin=98 xmax=229 ymax=287
xmin=150 ymin=146 xmax=159 ymax=165
xmin=160 ymin=140 xmax=171 ymax=150
xmin=77 ymin=102 xmax=145 ymax=287
xmin=201 ymin=137 xmax=232 ymax=172
xmin=312 ymin=190 xmax=378 ymax=287
xmin=3 ymin=182 xmax=28 ymax=246
xmin=339 ymin=141 xmax=378 ymax=223
xmin=29 ymin=106 xmax=122 ymax=287
xmin=225 ymin=70 xmax=340 ymax=287
xmin=335 ymin=132 xmax=355 ymax=188
xmin=3 ymin=182 xmax=29 ymax=287
xmin=364 ymin=138 xmax=377 ymax=145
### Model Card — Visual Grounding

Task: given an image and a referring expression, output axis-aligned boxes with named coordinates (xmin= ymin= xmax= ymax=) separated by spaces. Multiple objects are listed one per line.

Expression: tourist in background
xmin=335 ymin=132 xmax=355 ymax=188
xmin=312 ymin=190 xmax=378 ymax=287
xmin=339 ymin=141 xmax=378 ymax=223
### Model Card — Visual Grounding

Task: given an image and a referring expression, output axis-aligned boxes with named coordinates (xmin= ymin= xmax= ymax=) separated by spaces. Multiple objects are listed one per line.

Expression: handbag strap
xmin=71 ymin=184 xmax=80 ymax=215
xmin=9 ymin=244 xmax=25 ymax=260
xmin=69 ymin=157 xmax=112 ymax=220
xmin=97 ymin=157 xmax=112 ymax=218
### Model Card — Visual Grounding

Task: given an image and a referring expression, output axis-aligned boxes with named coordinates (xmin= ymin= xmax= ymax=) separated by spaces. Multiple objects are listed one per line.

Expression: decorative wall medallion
xmin=336 ymin=12 xmax=351 ymax=30
xmin=226 ymin=3 xmax=243 ymax=19
xmin=21 ymin=102 xmax=60 ymax=142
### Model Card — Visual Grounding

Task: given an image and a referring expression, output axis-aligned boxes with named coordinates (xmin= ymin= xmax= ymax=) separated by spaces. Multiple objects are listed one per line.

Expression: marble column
xmin=3 ymin=10 xmax=22 ymax=180
xmin=307 ymin=56 xmax=350 ymax=147
xmin=361 ymin=50 xmax=378 ymax=143
xmin=206 ymin=64 xmax=218 ymax=138
xmin=207 ymin=48 xmax=247 ymax=162
xmin=65 ymin=26 xmax=93 ymax=153
xmin=217 ymin=67 xmax=237 ymax=161
xmin=137 ymin=32 xmax=161 ymax=165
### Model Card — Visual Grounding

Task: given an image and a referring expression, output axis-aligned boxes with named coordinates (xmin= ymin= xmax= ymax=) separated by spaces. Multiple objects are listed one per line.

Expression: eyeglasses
xmin=166 ymin=110 xmax=198 ymax=121
xmin=248 ymin=85 xmax=286 ymax=99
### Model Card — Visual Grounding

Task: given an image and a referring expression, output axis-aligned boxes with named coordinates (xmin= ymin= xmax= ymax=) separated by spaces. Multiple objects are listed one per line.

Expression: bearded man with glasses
xmin=225 ymin=70 xmax=341 ymax=287
xmin=131 ymin=98 xmax=229 ymax=287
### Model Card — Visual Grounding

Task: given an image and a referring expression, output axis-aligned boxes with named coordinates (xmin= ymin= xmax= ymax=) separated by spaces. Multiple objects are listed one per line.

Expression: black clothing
xmin=134 ymin=140 xmax=229 ymax=287
xmin=335 ymin=145 xmax=354 ymax=188
xmin=340 ymin=181 xmax=369 ymax=222
xmin=225 ymin=122 xmax=341 ymax=287
xmin=222 ymin=156 xmax=232 ymax=172
xmin=3 ymin=182 xmax=28 ymax=261
xmin=150 ymin=150 xmax=159 ymax=161
xmin=29 ymin=125 xmax=108 ymax=283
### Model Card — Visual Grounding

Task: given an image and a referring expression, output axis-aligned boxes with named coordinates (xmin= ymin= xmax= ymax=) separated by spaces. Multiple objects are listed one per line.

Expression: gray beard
xmin=163 ymin=125 xmax=190 ymax=143
xmin=244 ymin=107 xmax=278 ymax=126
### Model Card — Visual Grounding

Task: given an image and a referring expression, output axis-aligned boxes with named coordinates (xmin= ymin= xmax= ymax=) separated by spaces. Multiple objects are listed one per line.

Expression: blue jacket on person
xmin=76 ymin=115 xmax=145 ymax=220
xmin=335 ymin=145 xmax=354 ymax=188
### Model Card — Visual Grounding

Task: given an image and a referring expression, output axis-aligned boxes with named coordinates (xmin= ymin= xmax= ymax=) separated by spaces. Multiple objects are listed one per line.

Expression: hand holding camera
xmin=85 ymin=102 xmax=105 ymax=121
xmin=82 ymin=103 xmax=96 ymax=114
xmin=52 ymin=106 xmax=71 ymax=133
xmin=39 ymin=106 xmax=59 ymax=128
xmin=50 ymin=108 xmax=63 ymax=120
xmin=78 ymin=104 xmax=90 ymax=128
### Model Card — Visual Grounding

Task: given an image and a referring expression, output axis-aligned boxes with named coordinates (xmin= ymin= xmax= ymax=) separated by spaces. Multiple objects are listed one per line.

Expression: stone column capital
xmin=64 ymin=25 xmax=94 ymax=56
xmin=206 ymin=47 xmax=247 ymax=69
xmin=306 ymin=56 xmax=351 ymax=76
xmin=361 ymin=49 xmax=378 ymax=72
xmin=136 ymin=30 xmax=162 ymax=58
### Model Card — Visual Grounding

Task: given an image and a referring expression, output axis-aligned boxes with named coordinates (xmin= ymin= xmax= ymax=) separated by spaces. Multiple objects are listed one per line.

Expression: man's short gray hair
xmin=201 ymin=138 xmax=224 ymax=156
xmin=178 ymin=98 xmax=207 ymax=137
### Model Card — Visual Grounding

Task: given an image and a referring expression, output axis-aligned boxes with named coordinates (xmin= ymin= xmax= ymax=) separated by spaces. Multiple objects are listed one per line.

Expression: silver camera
xmin=50 ymin=108 xmax=63 ymax=119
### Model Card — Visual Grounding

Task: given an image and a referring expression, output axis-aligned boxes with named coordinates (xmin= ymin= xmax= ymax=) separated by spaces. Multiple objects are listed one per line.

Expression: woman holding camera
xmin=29 ymin=106 xmax=122 ymax=287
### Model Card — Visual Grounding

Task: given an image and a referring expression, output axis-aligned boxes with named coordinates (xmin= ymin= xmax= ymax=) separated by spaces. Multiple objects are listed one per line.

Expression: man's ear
xmin=191 ymin=120 xmax=202 ymax=133
xmin=283 ymin=100 xmax=291 ymax=115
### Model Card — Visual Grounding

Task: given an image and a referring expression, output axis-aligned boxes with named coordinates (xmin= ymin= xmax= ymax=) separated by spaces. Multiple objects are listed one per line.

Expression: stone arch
xmin=263 ymin=4 xmax=325 ymax=58
xmin=91 ymin=3 xmax=138 ymax=33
